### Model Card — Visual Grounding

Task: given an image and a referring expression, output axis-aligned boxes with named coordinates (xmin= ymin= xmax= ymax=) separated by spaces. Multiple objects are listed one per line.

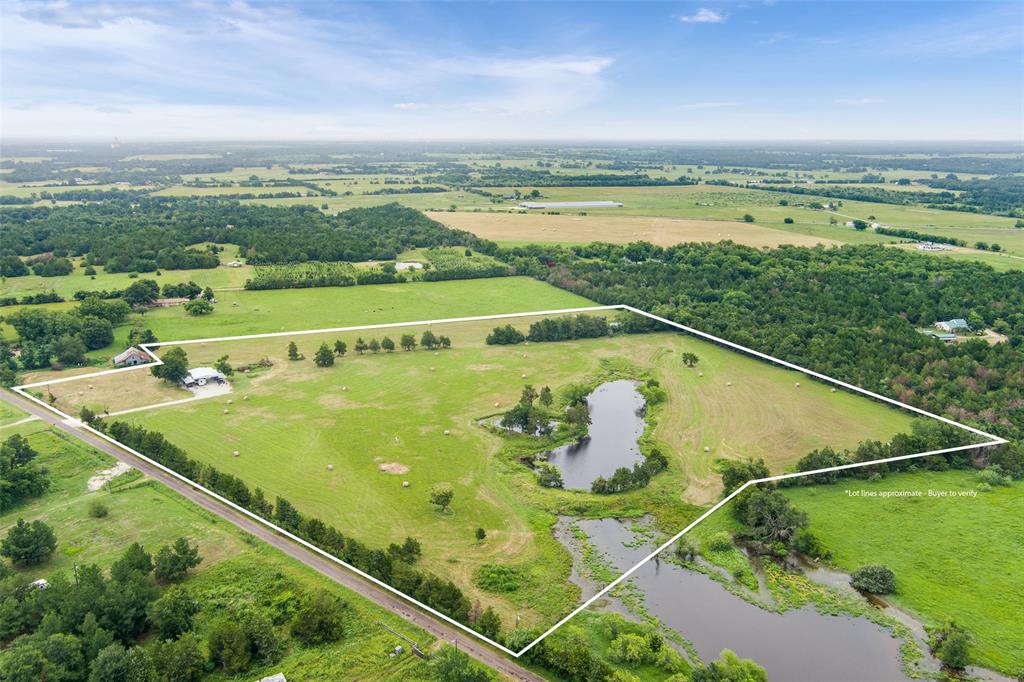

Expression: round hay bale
xmin=698 ymin=372 xmax=704 ymax=377
xmin=704 ymin=446 xmax=710 ymax=453
xmin=431 ymin=367 xmax=436 ymax=371
xmin=327 ymin=464 xmax=334 ymax=471
xmin=522 ymin=353 xmax=527 ymax=358
xmin=243 ymin=395 xmax=249 ymax=400
xmin=830 ymin=388 xmax=837 ymax=393
xmin=223 ymin=408 xmax=229 ymax=414
xmin=795 ymin=382 xmax=801 ymax=388
xmin=435 ymin=352 xmax=439 ymax=356
xmin=342 ymin=386 xmax=348 ymax=391
xmin=88 ymin=384 xmax=94 ymax=389
xmin=521 ymin=373 xmax=527 ymax=379
xmin=227 ymin=399 xmax=233 ymax=404
xmin=494 ymin=402 xmax=500 ymax=408
xmin=78 ymin=391 xmax=84 ymax=396
xmin=232 ymin=450 xmax=240 ymax=457
xmin=402 ymin=481 xmax=410 ymax=488
xmin=443 ymin=429 xmax=450 ymax=436
xmin=726 ymin=381 xmax=732 ymax=387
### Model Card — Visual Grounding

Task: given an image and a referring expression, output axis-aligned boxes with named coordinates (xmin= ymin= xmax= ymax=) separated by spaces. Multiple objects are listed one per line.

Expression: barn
xmin=112 ymin=346 xmax=150 ymax=367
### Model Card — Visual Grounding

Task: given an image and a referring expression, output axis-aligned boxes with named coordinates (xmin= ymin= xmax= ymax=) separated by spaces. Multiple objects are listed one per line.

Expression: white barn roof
xmin=184 ymin=367 xmax=225 ymax=381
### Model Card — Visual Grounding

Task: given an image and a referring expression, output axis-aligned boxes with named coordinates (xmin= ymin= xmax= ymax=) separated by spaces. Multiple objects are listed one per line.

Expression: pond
xmin=563 ymin=518 xmax=913 ymax=682
xmin=546 ymin=380 xmax=646 ymax=490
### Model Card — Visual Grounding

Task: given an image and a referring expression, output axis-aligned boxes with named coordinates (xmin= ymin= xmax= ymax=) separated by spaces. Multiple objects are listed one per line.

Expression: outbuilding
xmin=113 ymin=346 xmax=150 ymax=367
xmin=517 ymin=200 xmax=623 ymax=209
xmin=182 ymin=367 xmax=227 ymax=388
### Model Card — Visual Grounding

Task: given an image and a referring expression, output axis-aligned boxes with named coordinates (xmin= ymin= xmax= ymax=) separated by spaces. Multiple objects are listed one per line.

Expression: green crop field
xmin=53 ymin=310 xmax=916 ymax=629
xmin=0 ymin=422 xmax=438 ymax=680
xmin=784 ymin=471 xmax=1024 ymax=675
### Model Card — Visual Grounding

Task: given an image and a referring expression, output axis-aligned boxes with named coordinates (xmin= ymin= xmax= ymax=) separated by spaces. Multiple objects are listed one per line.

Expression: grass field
xmin=434 ymin=212 xmax=842 ymax=249
xmin=44 ymin=311 xmax=915 ymax=629
xmin=0 ymin=421 xmax=438 ymax=680
xmin=784 ymin=471 xmax=1024 ymax=675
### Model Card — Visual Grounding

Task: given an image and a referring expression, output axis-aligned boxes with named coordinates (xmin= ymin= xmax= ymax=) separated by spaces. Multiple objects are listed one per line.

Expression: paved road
xmin=1 ymin=389 xmax=543 ymax=682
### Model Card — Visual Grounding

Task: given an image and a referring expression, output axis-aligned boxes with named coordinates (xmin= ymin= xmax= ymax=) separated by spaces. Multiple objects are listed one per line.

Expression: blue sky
xmin=1 ymin=1 xmax=1021 ymax=140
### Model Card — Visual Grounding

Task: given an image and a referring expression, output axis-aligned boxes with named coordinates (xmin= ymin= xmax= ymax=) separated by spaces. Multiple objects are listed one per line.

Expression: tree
xmin=376 ymin=336 xmax=393 ymax=352
xmin=850 ymin=565 xmax=895 ymax=594
xmin=287 ymin=341 xmax=301 ymax=361
xmin=852 ymin=219 xmax=868 ymax=230
xmin=354 ymin=337 xmax=369 ymax=354
xmin=1 ymin=434 xmax=50 ymax=512
xmin=1 ymin=518 xmax=57 ymax=565
xmin=88 ymin=644 xmax=154 ymax=682
xmin=148 ymin=585 xmax=200 ymax=640
xmin=742 ymin=487 xmax=808 ymax=546
xmin=421 ymin=330 xmax=438 ymax=349
xmin=152 ymin=347 xmax=188 ymax=384
xmin=475 ymin=527 xmax=486 ymax=542
xmin=290 ymin=590 xmax=348 ymax=646
xmin=333 ymin=339 xmax=347 ymax=356
xmin=930 ymin=619 xmax=971 ymax=670
xmin=692 ymin=649 xmax=767 ymax=682
xmin=110 ymin=542 xmax=153 ymax=582
xmin=214 ymin=354 xmax=233 ymax=375
xmin=426 ymin=645 xmax=493 ymax=682
xmin=182 ymin=299 xmax=212 ymax=316
xmin=207 ymin=619 xmax=250 ymax=673
xmin=53 ymin=334 xmax=87 ymax=365
xmin=743 ymin=214 xmax=755 ymax=223
xmin=201 ymin=287 xmax=215 ymax=301
xmin=400 ymin=333 xmax=417 ymax=351
xmin=429 ymin=483 xmax=454 ymax=512
xmin=79 ymin=316 xmax=115 ymax=349
xmin=314 ymin=343 xmax=335 ymax=367
xmin=368 ymin=338 xmax=380 ymax=354
xmin=152 ymin=633 xmax=205 ymax=682
xmin=476 ymin=606 xmax=501 ymax=639
xmin=439 ymin=335 xmax=452 ymax=349
xmin=681 ymin=352 xmax=700 ymax=367
xmin=153 ymin=538 xmax=202 ymax=583
xmin=122 ymin=280 xmax=159 ymax=307
xmin=720 ymin=458 xmax=769 ymax=495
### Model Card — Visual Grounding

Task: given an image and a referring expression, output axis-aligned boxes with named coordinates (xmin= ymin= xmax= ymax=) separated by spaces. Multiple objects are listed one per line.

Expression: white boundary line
xmin=10 ymin=303 xmax=1005 ymax=659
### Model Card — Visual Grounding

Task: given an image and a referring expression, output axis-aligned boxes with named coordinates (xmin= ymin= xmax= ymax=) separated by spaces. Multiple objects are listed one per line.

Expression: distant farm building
xmin=113 ymin=346 xmax=150 ymax=367
xmin=916 ymin=242 xmax=947 ymax=251
xmin=518 ymin=201 xmax=623 ymax=209
xmin=182 ymin=367 xmax=227 ymax=388
xmin=153 ymin=297 xmax=189 ymax=307
xmin=395 ymin=262 xmax=424 ymax=271
xmin=935 ymin=319 xmax=970 ymax=333
xmin=227 ymin=260 xmax=243 ymax=267
xmin=922 ymin=330 xmax=957 ymax=343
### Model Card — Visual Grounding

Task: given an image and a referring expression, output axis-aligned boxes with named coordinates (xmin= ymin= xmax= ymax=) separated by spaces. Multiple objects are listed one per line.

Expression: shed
xmin=113 ymin=346 xmax=150 ymax=367
xmin=182 ymin=367 xmax=227 ymax=388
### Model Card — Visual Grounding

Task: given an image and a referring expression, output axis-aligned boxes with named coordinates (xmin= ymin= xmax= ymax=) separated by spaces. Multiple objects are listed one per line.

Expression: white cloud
xmin=678 ymin=8 xmax=726 ymax=24
xmin=393 ymin=102 xmax=427 ymax=110
xmin=835 ymin=97 xmax=884 ymax=106
xmin=677 ymin=101 xmax=738 ymax=110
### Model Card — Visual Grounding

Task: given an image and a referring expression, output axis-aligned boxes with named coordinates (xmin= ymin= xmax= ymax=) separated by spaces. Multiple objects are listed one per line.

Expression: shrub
xmin=977 ymin=465 xmax=1012 ymax=487
xmin=850 ymin=565 xmax=896 ymax=594
xmin=1 ymin=518 xmax=57 ymax=566
xmin=473 ymin=564 xmax=526 ymax=593
xmin=706 ymin=531 xmax=734 ymax=553
xmin=290 ymin=590 xmax=348 ymax=646
xmin=792 ymin=529 xmax=830 ymax=560
xmin=88 ymin=500 xmax=109 ymax=518
xmin=610 ymin=633 xmax=653 ymax=665
xmin=675 ymin=536 xmax=698 ymax=562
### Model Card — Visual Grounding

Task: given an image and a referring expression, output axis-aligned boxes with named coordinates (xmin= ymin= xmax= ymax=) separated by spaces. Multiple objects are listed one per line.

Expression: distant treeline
xmin=486 ymin=314 xmax=614 ymax=345
xmin=874 ymin=227 xmax=967 ymax=247
xmin=0 ymin=200 xmax=496 ymax=267
xmin=101 ymin=420 xmax=493 ymax=633
xmin=426 ymin=166 xmax=699 ymax=188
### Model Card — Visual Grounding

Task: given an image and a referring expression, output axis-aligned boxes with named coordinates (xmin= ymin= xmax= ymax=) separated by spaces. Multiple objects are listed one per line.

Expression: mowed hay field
xmin=435 ymin=211 xmax=841 ymax=249
xmin=67 ymin=314 xmax=916 ymax=626
xmin=785 ymin=471 xmax=1024 ymax=675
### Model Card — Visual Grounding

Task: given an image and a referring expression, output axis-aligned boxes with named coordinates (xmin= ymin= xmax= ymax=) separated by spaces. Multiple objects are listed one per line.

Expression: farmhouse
xmin=113 ymin=346 xmax=150 ymax=367
xmin=182 ymin=367 xmax=227 ymax=388
xmin=935 ymin=319 xmax=970 ymax=333
xmin=227 ymin=260 xmax=243 ymax=267
xmin=153 ymin=297 xmax=189 ymax=307
xmin=395 ymin=261 xmax=424 ymax=271
xmin=518 ymin=200 xmax=623 ymax=209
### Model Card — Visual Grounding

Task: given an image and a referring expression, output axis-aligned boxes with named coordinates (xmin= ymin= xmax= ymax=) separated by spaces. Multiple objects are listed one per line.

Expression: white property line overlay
xmin=10 ymin=303 xmax=1006 ymax=660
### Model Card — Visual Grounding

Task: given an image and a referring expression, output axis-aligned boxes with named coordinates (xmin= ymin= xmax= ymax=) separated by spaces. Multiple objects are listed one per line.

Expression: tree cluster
xmin=0 ymin=435 xmax=50 ymax=513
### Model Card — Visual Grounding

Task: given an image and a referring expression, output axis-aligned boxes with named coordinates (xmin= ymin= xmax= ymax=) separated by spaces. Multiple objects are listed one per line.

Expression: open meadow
xmin=784 ymin=471 xmax=1024 ymax=675
xmin=45 ymin=301 xmax=916 ymax=629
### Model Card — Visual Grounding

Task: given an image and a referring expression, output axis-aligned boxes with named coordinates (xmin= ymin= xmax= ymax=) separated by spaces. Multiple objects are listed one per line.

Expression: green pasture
xmin=785 ymin=471 xmax=1024 ymax=675
xmin=106 ymin=317 xmax=912 ymax=626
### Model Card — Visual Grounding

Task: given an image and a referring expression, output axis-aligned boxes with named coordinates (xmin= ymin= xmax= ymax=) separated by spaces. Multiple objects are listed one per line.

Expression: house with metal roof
xmin=182 ymin=367 xmax=227 ymax=388
xmin=935 ymin=319 xmax=970 ymax=333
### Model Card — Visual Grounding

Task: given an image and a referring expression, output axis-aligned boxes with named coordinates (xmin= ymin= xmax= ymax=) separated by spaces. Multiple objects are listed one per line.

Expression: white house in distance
xmin=517 ymin=200 xmax=623 ymax=209
xmin=113 ymin=346 xmax=150 ymax=367
xmin=394 ymin=261 xmax=424 ymax=272
xmin=935 ymin=318 xmax=970 ymax=333
xmin=182 ymin=367 xmax=227 ymax=388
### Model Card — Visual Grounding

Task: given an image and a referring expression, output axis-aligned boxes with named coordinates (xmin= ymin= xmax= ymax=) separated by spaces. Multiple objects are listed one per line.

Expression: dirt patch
xmin=87 ymin=461 xmax=133 ymax=491
xmin=317 ymin=393 xmax=358 ymax=409
xmin=378 ymin=462 xmax=410 ymax=474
